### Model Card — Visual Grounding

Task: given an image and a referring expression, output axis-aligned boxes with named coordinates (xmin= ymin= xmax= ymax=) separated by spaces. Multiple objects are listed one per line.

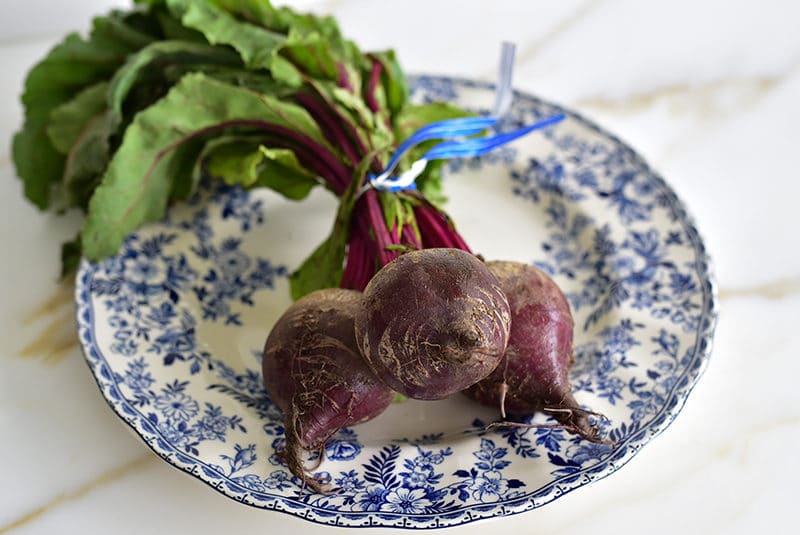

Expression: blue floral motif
xmin=451 ymin=439 xmax=526 ymax=503
xmin=123 ymin=358 xmax=154 ymax=391
xmin=191 ymin=237 xmax=287 ymax=326
xmin=410 ymin=76 xmax=459 ymax=103
xmin=325 ymin=428 xmax=361 ymax=461
xmin=154 ymin=389 xmax=199 ymax=422
xmin=76 ymin=76 xmax=717 ymax=529
xmin=514 ymin=137 xmax=703 ymax=333
xmin=334 ymin=470 xmax=364 ymax=494
xmin=221 ymin=443 xmax=258 ymax=475
xmin=355 ymin=484 xmax=389 ymax=512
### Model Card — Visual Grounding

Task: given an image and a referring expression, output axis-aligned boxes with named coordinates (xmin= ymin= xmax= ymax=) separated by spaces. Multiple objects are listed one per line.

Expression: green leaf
xmin=287 ymin=228 xmax=346 ymax=300
xmin=211 ymin=0 xmax=351 ymax=60
xmin=416 ymin=159 xmax=448 ymax=208
xmin=305 ymin=79 xmax=394 ymax=167
xmin=13 ymin=11 xmax=156 ymax=209
xmin=331 ymin=85 xmax=377 ymax=130
xmin=333 ymin=84 xmax=394 ymax=153
xmin=180 ymin=135 xmax=248 ymax=200
xmin=268 ymin=55 xmax=303 ymax=86
xmin=195 ymin=137 xmax=319 ymax=200
xmin=166 ymin=0 xmax=360 ymax=85
xmin=152 ymin=6 xmax=207 ymax=42
xmin=91 ymin=9 xmax=161 ymax=50
xmin=168 ymin=138 xmax=207 ymax=201
xmin=63 ymin=112 xmax=112 ymax=209
xmin=12 ymin=122 xmax=64 ymax=209
xmin=378 ymin=190 xmax=403 ymax=230
xmin=370 ymin=50 xmax=408 ymax=117
xmin=119 ymin=6 xmax=170 ymax=40
xmin=107 ymin=40 xmax=241 ymax=132
xmin=205 ymin=140 xmax=263 ymax=186
xmin=82 ymin=73 xmax=333 ymax=260
xmin=392 ymin=393 xmax=409 ymax=404
xmin=281 ymin=28 xmax=339 ymax=81
xmin=60 ymin=234 xmax=83 ymax=278
xmin=13 ymin=32 xmax=118 ymax=208
xmin=256 ymin=147 xmax=319 ymax=200
xmin=165 ymin=0 xmax=302 ymax=86
xmin=46 ymin=82 xmax=109 ymax=154
xmin=160 ymin=63 xmax=296 ymax=96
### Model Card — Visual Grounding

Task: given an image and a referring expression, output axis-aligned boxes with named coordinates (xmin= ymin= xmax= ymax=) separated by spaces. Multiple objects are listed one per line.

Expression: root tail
xmin=542 ymin=404 xmax=615 ymax=445
xmin=281 ymin=417 xmax=333 ymax=494
xmin=499 ymin=382 xmax=509 ymax=419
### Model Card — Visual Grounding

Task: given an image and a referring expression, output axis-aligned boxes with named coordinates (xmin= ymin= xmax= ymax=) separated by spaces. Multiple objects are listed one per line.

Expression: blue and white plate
xmin=76 ymin=76 xmax=717 ymax=529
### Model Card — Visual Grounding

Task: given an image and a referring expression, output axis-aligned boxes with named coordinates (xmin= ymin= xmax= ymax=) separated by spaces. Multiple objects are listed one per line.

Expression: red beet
xmin=262 ymin=288 xmax=394 ymax=491
xmin=355 ymin=248 xmax=511 ymax=400
xmin=463 ymin=261 xmax=607 ymax=443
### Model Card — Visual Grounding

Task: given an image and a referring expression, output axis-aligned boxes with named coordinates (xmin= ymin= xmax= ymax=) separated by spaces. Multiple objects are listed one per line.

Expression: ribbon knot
xmin=368 ymin=42 xmax=565 ymax=193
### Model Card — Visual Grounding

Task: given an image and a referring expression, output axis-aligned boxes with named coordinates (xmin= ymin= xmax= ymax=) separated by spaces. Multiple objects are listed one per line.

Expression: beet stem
xmin=401 ymin=222 xmax=421 ymax=250
xmin=366 ymin=60 xmax=382 ymax=114
xmin=364 ymin=190 xmax=400 ymax=266
xmin=295 ymin=93 xmax=362 ymax=166
xmin=337 ymin=62 xmax=354 ymax=92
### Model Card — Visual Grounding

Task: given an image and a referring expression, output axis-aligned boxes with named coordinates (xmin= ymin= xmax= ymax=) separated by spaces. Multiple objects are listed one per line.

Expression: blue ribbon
xmin=423 ymin=113 xmax=566 ymax=160
xmin=369 ymin=42 xmax=566 ymax=193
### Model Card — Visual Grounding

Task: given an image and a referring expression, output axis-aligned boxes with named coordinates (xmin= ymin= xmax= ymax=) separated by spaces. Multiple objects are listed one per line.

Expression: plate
xmin=75 ymin=76 xmax=717 ymax=529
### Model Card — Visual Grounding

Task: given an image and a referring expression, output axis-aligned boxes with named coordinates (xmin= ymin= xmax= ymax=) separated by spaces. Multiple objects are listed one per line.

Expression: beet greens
xmin=13 ymin=0 xmax=474 ymax=284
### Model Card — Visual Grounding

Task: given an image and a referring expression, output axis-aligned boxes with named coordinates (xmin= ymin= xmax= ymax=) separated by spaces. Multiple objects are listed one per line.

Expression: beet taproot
xmin=355 ymin=248 xmax=511 ymax=400
xmin=463 ymin=261 xmax=608 ymax=443
xmin=262 ymin=288 xmax=394 ymax=491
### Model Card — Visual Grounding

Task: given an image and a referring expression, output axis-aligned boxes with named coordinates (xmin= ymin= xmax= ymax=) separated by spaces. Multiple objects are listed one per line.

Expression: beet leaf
xmin=82 ymin=73 xmax=333 ymax=259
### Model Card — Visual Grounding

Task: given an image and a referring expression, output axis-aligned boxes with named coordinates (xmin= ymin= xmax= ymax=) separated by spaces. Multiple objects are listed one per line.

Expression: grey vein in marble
xmin=574 ymin=74 xmax=783 ymax=115
xmin=0 ymin=455 xmax=154 ymax=534
xmin=718 ymin=276 xmax=800 ymax=301
xmin=507 ymin=0 xmax=604 ymax=75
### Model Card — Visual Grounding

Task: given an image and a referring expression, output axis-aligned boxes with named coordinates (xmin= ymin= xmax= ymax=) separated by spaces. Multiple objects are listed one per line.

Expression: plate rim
xmin=75 ymin=74 xmax=719 ymax=529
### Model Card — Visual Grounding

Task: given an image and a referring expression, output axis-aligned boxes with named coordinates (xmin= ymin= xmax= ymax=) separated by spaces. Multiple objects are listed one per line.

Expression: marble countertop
xmin=1 ymin=1 xmax=798 ymax=533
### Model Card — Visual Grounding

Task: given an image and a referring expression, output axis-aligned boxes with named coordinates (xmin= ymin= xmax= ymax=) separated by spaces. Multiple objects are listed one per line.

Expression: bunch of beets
xmin=9 ymin=0 xmax=611 ymax=493
xmin=263 ymin=248 xmax=609 ymax=492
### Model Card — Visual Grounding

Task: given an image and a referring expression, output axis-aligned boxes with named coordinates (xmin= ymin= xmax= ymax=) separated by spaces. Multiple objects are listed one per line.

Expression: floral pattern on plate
xmin=76 ymin=76 xmax=717 ymax=529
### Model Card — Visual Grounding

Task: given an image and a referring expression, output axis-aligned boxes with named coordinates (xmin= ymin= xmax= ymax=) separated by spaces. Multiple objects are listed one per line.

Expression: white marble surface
xmin=1 ymin=0 xmax=799 ymax=533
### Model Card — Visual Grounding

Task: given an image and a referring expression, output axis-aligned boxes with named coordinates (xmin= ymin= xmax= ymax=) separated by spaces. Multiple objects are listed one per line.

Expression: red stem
xmin=289 ymin=86 xmax=474 ymax=291
xmin=401 ymin=222 xmax=421 ymax=250
xmin=295 ymin=93 xmax=363 ymax=167
xmin=366 ymin=60 xmax=383 ymax=114
xmin=336 ymin=62 xmax=354 ymax=92
xmin=340 ymin=224 xmax=374 ymax=290
xmin=364 ymin=190 xmax=401 ymax=266
xmin=256 ymin=132 xmax=348 ymax=194
xmin=413 ymin=203 xmax=472 ymax=252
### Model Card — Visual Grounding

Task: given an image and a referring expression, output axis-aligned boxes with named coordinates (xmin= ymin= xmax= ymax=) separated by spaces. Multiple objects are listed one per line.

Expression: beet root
xmin=463 ymin=261 xmax=608 ymax=443
xmin=355 ymin=248 xmax=511 ymax=400
xmin=262 ymin=288 xmax=394 ymax=491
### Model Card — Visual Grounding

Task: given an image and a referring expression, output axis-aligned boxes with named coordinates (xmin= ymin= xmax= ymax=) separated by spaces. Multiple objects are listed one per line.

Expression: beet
xmin=262 ymin=288 xmax=394 ymax=491
xmin=463 ymin=261 xmax=607 ymax=443
xmin=355 ymin=248 xmax=511 ymax=400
